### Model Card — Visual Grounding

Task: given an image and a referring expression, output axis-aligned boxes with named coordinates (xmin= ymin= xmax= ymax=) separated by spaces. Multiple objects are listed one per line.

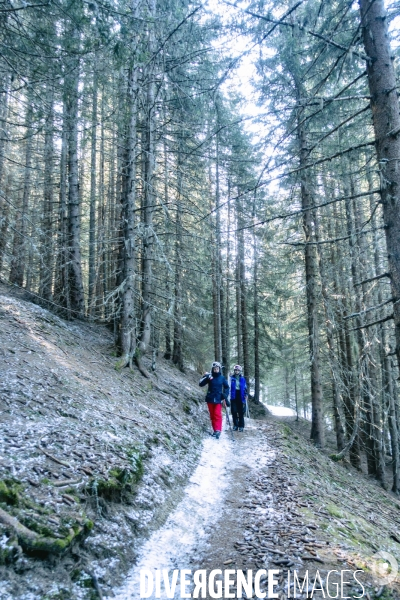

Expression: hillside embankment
xmin=0 ymin=284 xmax=400 ymax=600
xmin=0 ymin=283 xmax=209 ymax=599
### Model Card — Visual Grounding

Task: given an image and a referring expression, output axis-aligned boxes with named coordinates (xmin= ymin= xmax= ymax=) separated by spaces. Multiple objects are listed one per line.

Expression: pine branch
xmin=307 ymin=105 xmax=370 ymax=154
xmin=281 ymin=140 xmax=376 ymax=180
xmin=225 ymin=2 xmax=368 ymax=61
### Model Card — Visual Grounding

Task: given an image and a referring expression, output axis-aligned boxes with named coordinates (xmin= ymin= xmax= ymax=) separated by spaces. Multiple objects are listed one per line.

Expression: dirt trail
xmin=192 ymin=421 xmax=357 ymax=600
xmin=114 ymin=418 xmax=400 ymax=600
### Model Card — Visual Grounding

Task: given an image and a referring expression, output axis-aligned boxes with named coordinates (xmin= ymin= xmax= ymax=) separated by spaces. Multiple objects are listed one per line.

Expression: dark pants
xmin=231 ymin=390 xmax=244 ymax=428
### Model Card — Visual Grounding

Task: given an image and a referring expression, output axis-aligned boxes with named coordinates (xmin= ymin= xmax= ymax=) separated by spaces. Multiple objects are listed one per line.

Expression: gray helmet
xmin=211 ymin=361 xmax=221 ymax=370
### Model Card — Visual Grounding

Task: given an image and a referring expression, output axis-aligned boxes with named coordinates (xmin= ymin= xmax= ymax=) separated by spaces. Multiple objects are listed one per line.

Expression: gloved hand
xmin=225 ymin=398 xmax=231 ymax=407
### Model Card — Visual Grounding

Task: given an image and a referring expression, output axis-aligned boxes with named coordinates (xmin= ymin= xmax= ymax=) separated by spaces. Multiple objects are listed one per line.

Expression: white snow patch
xmin=266 ymin=404 xmax=297 ymax=417
xmin=113 ymin=432 xmax=233 ymax=599
xmin=114 ymin=421 xmax=274 ymax=600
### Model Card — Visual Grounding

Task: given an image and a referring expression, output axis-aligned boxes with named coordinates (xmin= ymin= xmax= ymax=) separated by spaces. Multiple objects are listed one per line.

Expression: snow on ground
xmin=266 ymin=405 xmax=297 ymax=417
xmin=114 ymin=419 xmax=274 ymax=600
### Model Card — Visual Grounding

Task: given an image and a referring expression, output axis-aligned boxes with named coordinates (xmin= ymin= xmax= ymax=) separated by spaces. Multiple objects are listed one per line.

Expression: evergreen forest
xmin=1 ymin=0 xmax=400 ymax=492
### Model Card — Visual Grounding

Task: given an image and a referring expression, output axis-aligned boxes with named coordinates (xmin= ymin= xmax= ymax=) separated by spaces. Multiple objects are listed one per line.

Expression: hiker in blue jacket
xmin=199 ymin=361 xmax=229 ymax=439
xmin=230 ymin=365 xmax=247 ymax=432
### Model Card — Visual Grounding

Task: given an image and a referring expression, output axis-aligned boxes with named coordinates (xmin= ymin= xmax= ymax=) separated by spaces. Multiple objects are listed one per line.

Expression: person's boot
xmin=238 ymin=427 xmax=244 ymax=432
xmin=215 ymin=431 xmax=221 ymax=439
xmin=233 ymin=426 xmax=238 ymax=431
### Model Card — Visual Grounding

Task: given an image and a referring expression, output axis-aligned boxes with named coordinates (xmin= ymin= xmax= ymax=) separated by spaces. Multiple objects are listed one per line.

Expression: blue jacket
xmin=199 ymin=373 xmax=229 ymax=404
xmin=230 ymin=375 xmax=247 ymax=403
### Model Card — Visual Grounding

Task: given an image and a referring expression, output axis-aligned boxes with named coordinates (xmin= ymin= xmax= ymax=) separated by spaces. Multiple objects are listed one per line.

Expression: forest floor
xmin=195 ymin=420 xmax=400 ymax=600
xmin=0 ymin=282 xmax=209 ymax=599
xmin=0 ymin=283 xmax=400 ymax=599
xmin=112 ymin=418 xmax=400 ymax=600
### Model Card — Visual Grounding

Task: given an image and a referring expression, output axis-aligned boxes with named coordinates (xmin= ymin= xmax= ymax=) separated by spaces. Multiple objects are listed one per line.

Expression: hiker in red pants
xmin=199 ymin=361 xmax=230 ymax=439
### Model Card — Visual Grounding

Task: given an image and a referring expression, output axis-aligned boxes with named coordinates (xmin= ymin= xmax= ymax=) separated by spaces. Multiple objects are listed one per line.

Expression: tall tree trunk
xmin=367 ymin=165 xmax=399 ymax=490
xmin=138 ymin=11 xmax=157 ymax=375
xmin=54 ymin=104 xmax=70 ymax=315
xmin=88 ymin=65 xmax=98 ymax=316
xmin=236 ymin=195 xmax=249 ymax=380
xmin=163 ymin=129 xmax=172 ymax=360
xmin=359 ymin=0 xmax=400 ymax=377
xmin=25 ymin=188 xmax=37 ymax=293
xmin=213 ymin=135 xmax=223 ymax=364
xmin=236 ymin=240 xmax=243 ymax=367
xmin=331 ymin=200 xmax=362 ymax=468
xmin=113 ymin=70 xmax=128 ymax=341
xmin=172 ymin=151 xmax=184 ymax=372
xmin=352 ymin=171 xmax=385 ymax=486
xmin=315 ymin=189 xmax=345 ymax=451
xmin=66 ymin=27 xmax=85 ymax=317
xmin=10 ymin=97 xmax=33 ymax=287
xmin=253 ymin=194 xmax=260 ymax=404
xmin=0 ymin=73 xmax=9 ymax=195
xmin=117 ymin=59 xmax=139 ymax=368
xmin=297 ymin=119 xmax=324 ymax=448
xmin=0 ymin=73 xmax=10 ymax=274
xmin=96 ymin=88 xmax=106 ymax=318
xmin=223 ymin=186 xmax=231 ymax=372
xmin=106 ymin=110 xmax=117 ymax=321
xmin=39 ymin=84 xmax=55 ymax=302
xmin=0 ymin=172 xmax=11 ymax=274
xmin=342 ymin=158 xmax=376 ymax=473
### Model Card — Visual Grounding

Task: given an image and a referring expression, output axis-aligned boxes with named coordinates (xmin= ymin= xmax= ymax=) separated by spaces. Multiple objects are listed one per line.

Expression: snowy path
xmin=113 ymin=420 xmax=274 ymax=600
xmin=112 ymin=415 xmax=374 ymax=600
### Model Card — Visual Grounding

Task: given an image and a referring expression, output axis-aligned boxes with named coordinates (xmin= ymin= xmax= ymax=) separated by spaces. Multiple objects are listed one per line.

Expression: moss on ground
xmin=326 ymin=503 xmax=344 ymax=518
xmin=0 ymin=530 xmax=20 ymax=565
xmin=0 ymin=479 xmax=20 ymax=506
xmin=0 ymin=478 xmax=92 ymax=558
xmin=91 ymin=457 xmax=143 ymax=501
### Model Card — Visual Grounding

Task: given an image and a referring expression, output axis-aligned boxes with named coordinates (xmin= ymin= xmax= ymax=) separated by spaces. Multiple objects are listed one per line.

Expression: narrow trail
xmin=113 ymin=418 xmax=370 ymax=600
xmin=2 ymin=288 xmax=399 ymax=600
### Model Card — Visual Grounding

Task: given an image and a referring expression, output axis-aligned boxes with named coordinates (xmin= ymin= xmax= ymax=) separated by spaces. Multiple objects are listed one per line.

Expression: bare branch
xmin=351 ymin=314 xmax=394 ymax=331
xmin=344 ymin=298 xmax=394 ymax=320
xmin=238 ymin=191 xmax=381 ymax=231
xmin=354 ymin=272 xmax=390 ymax=286
xmin=282 ymin=226 xmax=384 ymax=246
xmin=0 ymin=2 xmax=50 ymax=12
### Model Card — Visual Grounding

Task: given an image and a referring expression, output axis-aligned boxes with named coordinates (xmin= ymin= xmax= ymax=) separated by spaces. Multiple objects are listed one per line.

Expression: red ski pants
xmin=207 ymin=402 xmax=222 ymax=432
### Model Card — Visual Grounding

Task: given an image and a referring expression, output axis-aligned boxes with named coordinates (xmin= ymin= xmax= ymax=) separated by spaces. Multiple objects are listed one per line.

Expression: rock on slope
xmin=0 ymin=284 xmax=208 ymax=599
